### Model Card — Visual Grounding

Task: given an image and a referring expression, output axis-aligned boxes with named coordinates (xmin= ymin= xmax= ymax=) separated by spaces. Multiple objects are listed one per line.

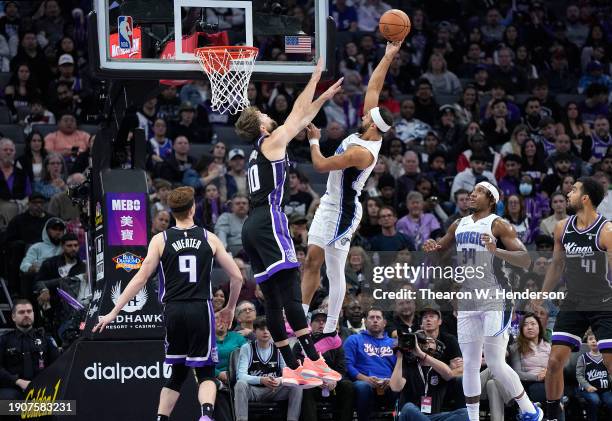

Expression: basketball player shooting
xmin=234 ymin=58 xmax=344 ymax=388
xmin=300 ymin=41 xmax=401 ymax=354
xmin=423 ymin=182 xmax=543 ymax=421
xmin=535 ymin=177 xmax=612 ymax=421
xmin=93 ymin=187 xmax=243 ymax=421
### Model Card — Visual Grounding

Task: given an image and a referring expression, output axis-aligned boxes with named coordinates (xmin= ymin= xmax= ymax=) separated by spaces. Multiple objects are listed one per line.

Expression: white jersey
xmin=320 ymin=133 xmax=382 ymax=209
xmin=309 ymin=134 xmax=381 ymax=250
xmin=454 ymin=214 xmax=510 ymax=311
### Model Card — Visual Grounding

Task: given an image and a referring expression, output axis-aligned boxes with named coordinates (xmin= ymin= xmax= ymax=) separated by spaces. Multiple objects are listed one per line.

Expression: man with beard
xmin=536 ymin=177 xmax=612 ymax=421
xmin=0 ymin=299 xmax=59 ymax=401
xmin=234 ymin=58 xmax=343 ymax=388
xmin=424 ymin=183 xmax=541 ymax=421
xmin=302 ymin=41 xmax=399 ymax=354
xmin=19 ymin=217 xmax=65 ymax=296
xmin=586 ymin=116 xmax=612 ymax=163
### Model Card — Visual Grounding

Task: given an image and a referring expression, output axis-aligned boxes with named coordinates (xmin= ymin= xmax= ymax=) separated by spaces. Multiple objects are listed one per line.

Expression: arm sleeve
xmin=575 ymin=355 xmax=591 ymax=389
xmin=236 ymin=344 xmax=261 ymax=385
xmin=343 ymin=336 xmax=360 ymax=380
xmin=509 ymin=345 xmax=538 ymax=382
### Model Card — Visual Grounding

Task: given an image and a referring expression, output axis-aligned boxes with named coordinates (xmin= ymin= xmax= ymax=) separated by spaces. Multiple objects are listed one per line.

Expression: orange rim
xmin=194 ymin=46 xmax=258 ymax=73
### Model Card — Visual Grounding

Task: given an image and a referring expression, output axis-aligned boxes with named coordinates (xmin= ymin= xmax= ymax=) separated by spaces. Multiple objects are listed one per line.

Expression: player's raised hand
xmin=92 ymin=310 xmax=118 ymax=332
xmin=319 ymin=77 xmax=344 ymax=102
xmin=306 ymin=123 xmax=321 ymax=141
xmin=385 ymin=41 xmax=402 ymax=57
xmin=481 ymin=234 xmax=497 ymax=252
xmin=218 ymin=305 xmax=235 ymax=327
xmin=422 ymin=239 xmax=441 ymax=253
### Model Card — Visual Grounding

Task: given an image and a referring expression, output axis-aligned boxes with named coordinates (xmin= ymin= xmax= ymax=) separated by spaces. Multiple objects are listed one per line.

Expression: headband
xmin=170 ymin=199 xmax=194 ymax=213
xmin=371 ymin=107 xmax=391 ymax=133
xmin=476 ymin=182 xmax=500 ymax=203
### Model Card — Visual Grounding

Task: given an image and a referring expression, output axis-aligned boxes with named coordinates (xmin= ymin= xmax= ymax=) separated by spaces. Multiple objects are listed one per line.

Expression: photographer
xmin=390 ymin=330 xmax=469 ymax=420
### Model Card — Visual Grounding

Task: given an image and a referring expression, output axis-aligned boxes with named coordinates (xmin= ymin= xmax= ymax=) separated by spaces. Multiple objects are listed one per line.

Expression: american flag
xmin=285 ymin=36 xmax=312 ymax=53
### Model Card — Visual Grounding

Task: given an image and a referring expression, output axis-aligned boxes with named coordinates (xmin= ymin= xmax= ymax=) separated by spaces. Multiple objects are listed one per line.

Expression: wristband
xmin=309 ymin=138 xmax=320 ymax=147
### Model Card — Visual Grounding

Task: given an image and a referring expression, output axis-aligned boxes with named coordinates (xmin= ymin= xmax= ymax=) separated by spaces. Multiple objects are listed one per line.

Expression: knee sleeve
xmin=165 ymin=364 xmax=189 ymax=392
xmin=460 ymin=340 xmax=484 ymax=398
xmin=484 ymin=335 xmax=523 ymax=398
xmin=194 ymin=366 xmax=220 ymax=388
xmin=324 ymin=247 xmax=347 ymax=321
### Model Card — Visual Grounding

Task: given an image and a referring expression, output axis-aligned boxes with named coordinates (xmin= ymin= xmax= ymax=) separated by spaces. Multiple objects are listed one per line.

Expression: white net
xmin=194 ymin=47 xmax=258 ymax=115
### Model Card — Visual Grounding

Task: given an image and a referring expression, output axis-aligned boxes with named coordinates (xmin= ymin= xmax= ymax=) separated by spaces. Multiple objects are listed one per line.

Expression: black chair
xmin=228 ymin=349 xmax=288 ymax=420
xmin=0 ymin=124 xmax=24 ymax=143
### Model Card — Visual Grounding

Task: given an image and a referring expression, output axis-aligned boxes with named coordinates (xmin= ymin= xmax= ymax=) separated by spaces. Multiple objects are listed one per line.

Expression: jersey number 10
xmin=248 ymin=165 xmax=260 ymax=193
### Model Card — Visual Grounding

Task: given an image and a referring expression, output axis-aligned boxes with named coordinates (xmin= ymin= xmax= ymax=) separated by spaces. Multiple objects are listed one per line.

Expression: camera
xmin=396 ymin=329 xmax=428 ymax=353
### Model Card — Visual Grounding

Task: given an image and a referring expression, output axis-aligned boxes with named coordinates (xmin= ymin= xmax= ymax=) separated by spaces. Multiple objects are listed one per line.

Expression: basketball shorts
xmin=457 ymin=308 xmax=513 ymax=344
xmin=552 ymin=296 xmax=612 ymax=352
xmin=242 ymin=206 xmax=299 ymax=283
xmin=163 ymin=300 xmax=218 ymax=367
xmin=308 ymin=202 xmax=362 ymax=251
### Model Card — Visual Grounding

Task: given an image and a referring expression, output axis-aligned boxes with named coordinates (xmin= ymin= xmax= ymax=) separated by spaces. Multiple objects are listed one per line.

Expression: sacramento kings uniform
xmin=247 ymin=342 xmax=283 ymax=380
xmin=158 ymin=226 xmax=217 ymax=367
xmin=308 ymin=134 xmax=382 ymax=250
xmin=242 ymin=135 xmax=299 ymax=283
xmin=454 ymin=214 xmax=513 ymax=342
xmin=580 ymin=352 xmax=610 ymax=391
xmin=552 ymin=214 xmax=612 ymax=351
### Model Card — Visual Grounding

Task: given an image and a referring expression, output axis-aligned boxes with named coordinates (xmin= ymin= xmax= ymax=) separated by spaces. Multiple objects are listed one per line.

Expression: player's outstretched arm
xmin=362 ymin=41 xmax=402 ymax=114
xmin=535 ymin=219 xmax=567 ymax=307
xmin=307 ymin=123 xmax=373 ymax=172
xmin=487 ymin=218 xmax=531 ymax=269
xmin=264 ymin=77 xmax=343 ymax=159
xmin=423 ymin=220 xmax=458 ymax=252
xmin=93 ymin=234 xmax=163 ymax=332
xmin=208 ymin=232 xmax=243 ymax=325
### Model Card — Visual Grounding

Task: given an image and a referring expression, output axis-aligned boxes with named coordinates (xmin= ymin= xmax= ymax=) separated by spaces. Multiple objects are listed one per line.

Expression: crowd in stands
xmin=1 ymin=0 xmax=612 ymax=420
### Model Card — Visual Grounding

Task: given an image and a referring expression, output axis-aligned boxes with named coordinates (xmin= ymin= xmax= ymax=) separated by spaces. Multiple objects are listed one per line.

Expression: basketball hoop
xmin=194 ymin=46 xmax=259 ymax=115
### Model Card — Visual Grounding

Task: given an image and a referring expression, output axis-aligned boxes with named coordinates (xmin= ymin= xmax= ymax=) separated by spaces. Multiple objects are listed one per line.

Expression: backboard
xmin=90 ymin=0 xmax=334 ymax=82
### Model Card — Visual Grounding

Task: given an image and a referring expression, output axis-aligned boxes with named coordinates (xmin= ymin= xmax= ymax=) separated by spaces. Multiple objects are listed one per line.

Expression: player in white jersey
xmin=300 ymin=41 xmax=400 ymax=354
xmin=423 ymin=182 xmax=543 ymax=421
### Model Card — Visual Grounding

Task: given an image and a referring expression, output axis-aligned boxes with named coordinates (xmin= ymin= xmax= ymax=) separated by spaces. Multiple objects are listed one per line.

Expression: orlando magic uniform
xmin=454 ymin=214 xmax=513 ymax=343
xmin=242 ymin=135 xmax=299 ymax=283
xmin=308 ymin=134 xmax=382 ymax=250
xmin=552 ymin=214 xmax=612 ymax=352
xmin=158 ymin=226 xmax=217 ymax=367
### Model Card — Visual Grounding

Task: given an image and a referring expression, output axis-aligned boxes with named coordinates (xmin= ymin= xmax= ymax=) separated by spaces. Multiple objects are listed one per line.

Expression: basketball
xmin=379 ymin=9 xmax=411 ymax=42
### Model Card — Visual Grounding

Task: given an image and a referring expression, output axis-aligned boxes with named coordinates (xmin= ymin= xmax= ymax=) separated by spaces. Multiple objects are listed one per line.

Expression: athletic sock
xmin=302 ymin=303 xmax=310 ymax=318
xmin=515 ymin=391 xmax=535 ymax=413
xmin=278 ymin=344 xmax=300 ymax=369
xmin=322 ymin=315 xmax=339 ymax=334
xmin=466 ymin=403 xmax=479 ymax=421
xmin=157 ymin=416 xmax=169 ymax=421
xmin=546 ymin=400 xmax=561 ymax=420
xmin=298 ymin=334 xmax=321 ymax=361
xmin=201 ymin=403 xmax=214 ymax=417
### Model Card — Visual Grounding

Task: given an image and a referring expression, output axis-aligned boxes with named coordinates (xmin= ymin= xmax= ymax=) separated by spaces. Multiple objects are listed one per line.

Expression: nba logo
xmin=118 ymin=16 xmax=133 ymax=49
